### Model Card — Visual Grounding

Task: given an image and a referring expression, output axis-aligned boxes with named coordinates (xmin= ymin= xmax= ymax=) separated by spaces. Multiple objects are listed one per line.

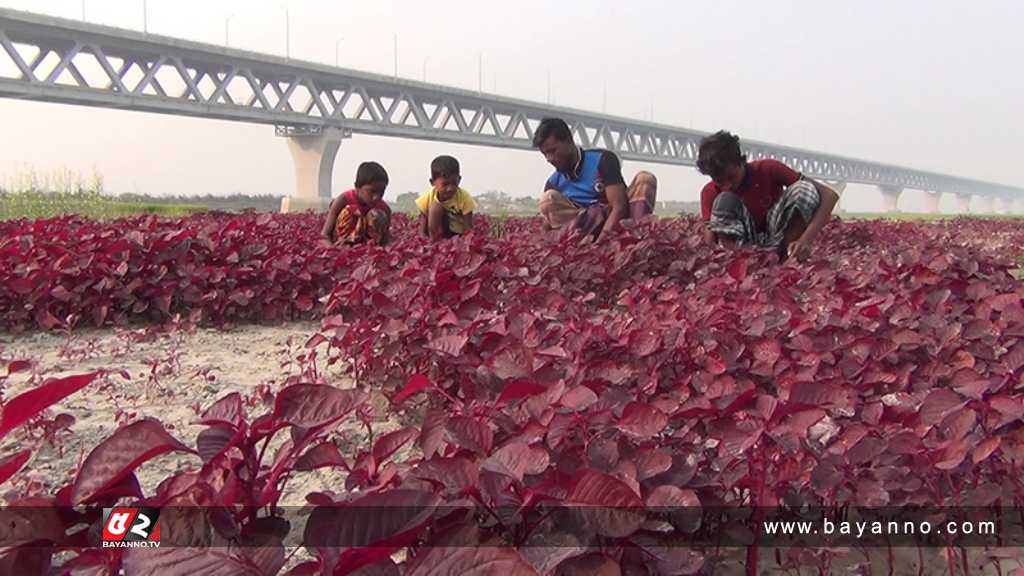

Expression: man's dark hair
xmin=430 ymin=155 xmax=460 ymax=180
xmin=355 ymin=161 xmax=389 ymax=187
xmin=696 ymin=131 xmax=747 ymax=178
xmin=532 ymin=117 xmax=573 ymax=148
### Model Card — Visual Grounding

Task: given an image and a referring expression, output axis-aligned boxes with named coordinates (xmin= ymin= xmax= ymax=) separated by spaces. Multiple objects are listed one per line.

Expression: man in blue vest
xmin=533 ymin=117 xmax=658 ymax=242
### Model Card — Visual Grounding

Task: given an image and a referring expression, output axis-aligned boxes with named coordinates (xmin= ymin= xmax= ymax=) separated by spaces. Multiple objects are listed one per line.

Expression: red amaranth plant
xmin=4 ymin=215 xmax=1024 ymax=574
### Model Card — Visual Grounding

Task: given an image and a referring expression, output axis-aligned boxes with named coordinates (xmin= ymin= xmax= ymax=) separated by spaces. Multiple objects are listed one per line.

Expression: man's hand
xmin=787 ymin=237 xmax=811 ymax=262
xmin=597 ymin=184 xmax=629 ymax=243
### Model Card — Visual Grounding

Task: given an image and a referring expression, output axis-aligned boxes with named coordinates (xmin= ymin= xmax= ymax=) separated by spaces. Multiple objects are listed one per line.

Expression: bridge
xmin=1 ymin=7 xmax=1021 ymax=214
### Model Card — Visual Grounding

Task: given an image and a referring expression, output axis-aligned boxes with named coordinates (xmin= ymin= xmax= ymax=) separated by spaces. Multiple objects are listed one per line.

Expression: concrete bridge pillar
xmin=973 ymin=195 xmax=994 ymax=215
xmin=954 ymin=194 xmax=971 ymax=214
xmin=921 ymin=191 xmax=941 ymax=214
xmin=278 ymin=126 xmax=352 ymax=213
xmin=878 ymin=185 xmax=902 ymax=213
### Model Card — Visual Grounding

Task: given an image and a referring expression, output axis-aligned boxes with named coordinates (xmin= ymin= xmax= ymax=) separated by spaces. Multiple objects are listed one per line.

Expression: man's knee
xmin=539 ymin=189 xmax=561 ymax=215
xmin=540 ymin=189 xmax=561 ymax=203
xmin=712 ymin=191 xmax=743 ymax=214
xmin=787 ymin=180 xmax=821 ymax=218
xmin=790 ymin=179 xmax=819 ymax=198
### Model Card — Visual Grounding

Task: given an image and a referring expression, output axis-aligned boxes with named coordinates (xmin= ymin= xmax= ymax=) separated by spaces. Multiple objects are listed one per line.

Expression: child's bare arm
xmin=464 ymin=212 xmax=474 ymax=231
xmin=428 ymin=201 xmax=446 ymax=240
xmin=321 ymin=197 xmax=345 ymax=242
xmin=419 ymin=212 xmax=429 ymax=237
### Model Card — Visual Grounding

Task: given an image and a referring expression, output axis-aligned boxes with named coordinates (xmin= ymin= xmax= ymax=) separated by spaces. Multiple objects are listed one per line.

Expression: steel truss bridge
xmin=1 ymin=7 xmax=1020 ymax=213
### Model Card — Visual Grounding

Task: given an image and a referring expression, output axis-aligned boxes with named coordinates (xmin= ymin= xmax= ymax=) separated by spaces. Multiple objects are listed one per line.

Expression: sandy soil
xmin=0 ymin=321 xmax=400 ymax=507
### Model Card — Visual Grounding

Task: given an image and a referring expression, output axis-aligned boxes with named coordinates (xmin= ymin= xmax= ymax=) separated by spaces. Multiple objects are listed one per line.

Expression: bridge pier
xmin=973 ymin=195 xmax=994 ymax=215
xmin=954 ymin=194 xmax=971 ymax=214
xmin=921 ymin=191 xmax=941 ymax=214
xmin=878 ymin=185 xmax=902 ymax=213
xmin=992 ymin=198 xmax=1007 ymax=214
xmin=278 ymin=126 xmax=352 ymax=213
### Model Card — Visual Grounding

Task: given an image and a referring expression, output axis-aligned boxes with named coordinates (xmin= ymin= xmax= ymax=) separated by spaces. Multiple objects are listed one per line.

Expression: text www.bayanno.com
xmin=763 ymin=518 xmax=997 ymax=539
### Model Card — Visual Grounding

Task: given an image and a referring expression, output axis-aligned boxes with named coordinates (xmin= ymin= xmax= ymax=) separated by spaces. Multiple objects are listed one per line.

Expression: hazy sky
xmin=1 ymin=0 xmax=1021 ymax=212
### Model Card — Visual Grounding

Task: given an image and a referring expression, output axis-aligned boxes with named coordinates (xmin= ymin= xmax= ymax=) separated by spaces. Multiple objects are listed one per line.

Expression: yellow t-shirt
xmin=415 ymin=187 xmax=477 ymax=234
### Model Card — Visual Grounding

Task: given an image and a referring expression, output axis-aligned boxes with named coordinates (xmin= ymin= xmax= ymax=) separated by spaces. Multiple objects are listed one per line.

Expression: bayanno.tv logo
xmin=101 ymin=507 xmax=161 ymax=549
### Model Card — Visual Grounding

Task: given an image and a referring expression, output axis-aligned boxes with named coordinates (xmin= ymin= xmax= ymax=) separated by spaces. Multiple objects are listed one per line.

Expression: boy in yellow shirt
xmin=415 ymin=155 xmax=476 ymax=240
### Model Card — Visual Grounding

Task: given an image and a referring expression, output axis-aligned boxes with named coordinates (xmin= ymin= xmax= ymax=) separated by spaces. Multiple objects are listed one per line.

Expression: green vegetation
xmin=0 ymin=167 xmax=205 ymax=220
xmin=0 ymin=190 xmax=206 ymax=220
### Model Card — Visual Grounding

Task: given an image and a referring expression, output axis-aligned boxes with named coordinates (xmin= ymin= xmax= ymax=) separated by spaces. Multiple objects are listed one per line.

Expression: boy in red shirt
xmin=697 ymin=131 xmax=839 ymax=261
xmin=321 ymin=162 xmax=392 ymax=246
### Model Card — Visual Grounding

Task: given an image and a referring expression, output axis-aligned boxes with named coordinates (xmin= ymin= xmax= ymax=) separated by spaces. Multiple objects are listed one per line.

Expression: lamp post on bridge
xmin=335 ymin=37 xmax=343 ymax=67
xmin=282 ymin=6 xmax=290 ymax=59
xmin=143 ymin=0 xmax=148 ymax=33
xmin=225 ymin=13 xmax=234 ymax=47
xmin=422 ymin=57 xmax=428 ymax=82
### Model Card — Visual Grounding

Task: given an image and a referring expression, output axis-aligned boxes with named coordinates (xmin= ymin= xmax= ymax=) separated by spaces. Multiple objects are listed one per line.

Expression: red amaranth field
xmin=3 ymin=212 xmax=1024 ymax=574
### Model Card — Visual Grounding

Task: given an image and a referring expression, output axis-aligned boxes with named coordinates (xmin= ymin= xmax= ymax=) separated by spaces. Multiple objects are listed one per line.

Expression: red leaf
xmin=918 ymin=389 xmax=967 ymax=426
xmin=445 ymin=416 xmax=494 ymax=455
xmin=89 ymin=472 xmax=145 ymax=503
xmin=634 ymin=448 xmax=673 ymax=481
xmin=560 ymin=386 xmax=598 ymax=411
xmin=123 ymin=548 xmax=267 ymax=576
xmin=972 ymin=437 xmax=1001 ymax=464
xmin=407 ymin=547 xmax=538 ymax=576
xmin=963 ymin=319 xmax=996 ymax=340
xmin=0 ymin=449 xmax=31 ymax=485
xmin=751 ymin=338 xmax=782 ymax=367
xmin=566 ymin=469 xmax=644 ymax=538
xmin=305 ymin=489 xmax=439 ymax=551
xmin=198 ymin=392 xmax=245 ymax=428
xmin=0 ymin=372 xmax=99 ymax=439
xmin=426 ymin=334 xmax=468 ymax=357
xmin=273 ymin=384 xmax=366 ymax=429
xmin=391 ymin=374 xmax=433 ymax=407
xmin=496 ymin=381 xmax=547 ymax=405
xmin=481 ymin=442 xmax=550 ymax=482
xmin=618 ymin=402 xmax=668 ymax=439
xmin=72 ymin=418 xmax=193 ymax=505
xmin=704 ymin=354 xmax=727 ymax=375
xmin=296 ymin=441 xmax=349 ymax=472
xmin=196 ymin=425 xmax=238 ymax=463
xmin=5 ymin=359 xmax=32 ymax=374
xmin=372 ymin=427 xmax=418 ymax=463
xmin=935 ymin=440 xmax=969 ymax=470
xmin=419 ymin=411 xmax=448 ymax=459
xmin=1005 ymin=342 xmax=1024 ymax=371
xmin=552 ymin=554 xmax=621 ymax=576
xmin=718 ymin=423 xmax=764 ymax=461
xmin=726 ymin=255 xmax=748 ymax=282
xmin=645 ymin=485 xmax=700 ymax=508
